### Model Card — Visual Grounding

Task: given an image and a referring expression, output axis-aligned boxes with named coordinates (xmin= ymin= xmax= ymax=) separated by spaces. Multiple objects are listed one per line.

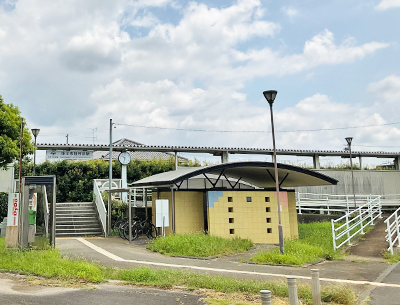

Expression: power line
xmin=115 ymin=121 xmax=400 ymax=133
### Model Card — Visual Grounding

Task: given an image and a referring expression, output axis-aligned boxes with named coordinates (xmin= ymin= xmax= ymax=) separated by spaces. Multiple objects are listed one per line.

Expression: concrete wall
xmin=295 ymin=169 xmax=400 ymax=195
xmin=0 ymin=164 xmax=14 ymax=193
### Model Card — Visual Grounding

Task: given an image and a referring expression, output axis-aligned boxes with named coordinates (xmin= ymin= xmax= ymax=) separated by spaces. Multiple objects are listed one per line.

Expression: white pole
xmin=311 ymin=269 xmax=322 ymax=305
xmin=260 ymin=290 xmax=272 ymax=305
xmin=287 ymin=277 xmax=299 ymax=305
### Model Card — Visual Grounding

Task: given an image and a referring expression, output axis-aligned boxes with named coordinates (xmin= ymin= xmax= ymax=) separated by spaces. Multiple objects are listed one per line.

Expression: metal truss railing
xmin=385 ymin=207 xmax=400 ymax=254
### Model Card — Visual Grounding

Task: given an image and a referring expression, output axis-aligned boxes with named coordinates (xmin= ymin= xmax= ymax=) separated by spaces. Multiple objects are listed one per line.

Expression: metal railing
xmin=385 ymin=207 xmax=400 ymax=254
xmin=93 ymin=181 xmax=107 ymax=234
xmin=297 ymin=193 xmax=379 ymax=214
xmin=331 ymin=196 xmax=382 ymax=250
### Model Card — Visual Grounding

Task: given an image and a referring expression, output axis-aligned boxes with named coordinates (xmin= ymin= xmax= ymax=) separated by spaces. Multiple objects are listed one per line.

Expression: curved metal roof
xmin=130 ymin=161 xmax=338 ymax=189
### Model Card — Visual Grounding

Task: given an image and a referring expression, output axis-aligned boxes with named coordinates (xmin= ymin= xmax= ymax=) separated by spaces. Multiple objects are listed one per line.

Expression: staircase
xmin=56 ymin=202 xmax=103 ymax=237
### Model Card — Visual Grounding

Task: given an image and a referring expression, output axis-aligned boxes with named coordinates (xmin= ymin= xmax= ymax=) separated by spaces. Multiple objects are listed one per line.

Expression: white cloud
xmin=0 ymin=0 xmax=393 ymax=157
xmin=375 ymin=0 xmax=400 ymax=10
xmin=281 ymin=6 xmax=298 ymax=20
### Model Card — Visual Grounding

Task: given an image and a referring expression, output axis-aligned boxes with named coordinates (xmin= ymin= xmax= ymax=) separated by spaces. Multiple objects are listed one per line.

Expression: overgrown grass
xmin=146 ymin=233 xmax=253 ymax=257
xmin=250 ymin=222 xmax=343 ymax=265
xmin=0 ymin=237 xmax=357 ymax=304
xmin=383 ymin=251 xmax=400 ymax=264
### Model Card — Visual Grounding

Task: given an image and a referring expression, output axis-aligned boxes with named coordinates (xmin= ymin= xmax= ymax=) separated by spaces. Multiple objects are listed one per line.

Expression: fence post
xmin=387 ymin=219 xmax=393 ymax=255
xmin=346 ymin=196 xmax=349 ymax=214
xmin=359 ymin=208 xmax=364 ymax=234
xmin=331 ymin=219 xmax=336 ymax=250
xmin=378 ymin=196 xmax=382 ymax=218
xmin=260 ymin=290 xmax=272 ymax=305
xmin=395 ymin=212 xmax=400 ymax=247
xmin=311 ymin=269 xmax=322 ymax=305
xmin=297 ymin=193 xmax=302 ymax=215
xmin=327 ymin=196 xmax=330 ymax=215
xmin=369 ymin=200 xmax=374 ymax=226
xmin=346 ymin=214 xmax=351 ymax=245
xmin=287 ymin=277 xmax=299 ymax=305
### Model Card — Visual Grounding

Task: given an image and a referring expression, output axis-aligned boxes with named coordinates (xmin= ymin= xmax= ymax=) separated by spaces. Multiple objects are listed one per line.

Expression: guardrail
xmin=297 ymin=193 xmax=379 ymax=214
xmin=331 ymin=196 xmax=382 ymax=250
xmin=93 ymin=181 xmax=107 ymax=235
xmin=385 ymin=207 xmax=400 ymax=254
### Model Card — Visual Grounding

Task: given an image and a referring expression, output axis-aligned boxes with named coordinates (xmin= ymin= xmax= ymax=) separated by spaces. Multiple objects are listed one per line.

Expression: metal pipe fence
xmin=296 ymin=192 xmax=400 ymax=214
xmin=331 ymin=196 xmax=382 ymax=250
xmin=385 ymin=207 xmax=400 ymax=254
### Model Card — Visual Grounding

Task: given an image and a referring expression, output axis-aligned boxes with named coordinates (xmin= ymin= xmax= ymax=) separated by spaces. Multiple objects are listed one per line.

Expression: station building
xmin=131 ymin=161 xmax=337 ymax=243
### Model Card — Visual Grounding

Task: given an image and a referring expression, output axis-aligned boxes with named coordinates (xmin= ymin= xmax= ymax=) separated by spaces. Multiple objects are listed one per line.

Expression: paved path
xmin=349 ymin=217 xmax=388 ymax=258
xmin=0 ymin=273 xmax=205 ymax=305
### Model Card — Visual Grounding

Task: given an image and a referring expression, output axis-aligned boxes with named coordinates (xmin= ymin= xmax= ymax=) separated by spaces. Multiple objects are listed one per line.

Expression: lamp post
xmin=31 ymin=129 xmax=40 ymax=176
xmin=263 ymin=90 xmax=284 ymax=255
xmin=345 ymin=137 xmax=356 ymax=208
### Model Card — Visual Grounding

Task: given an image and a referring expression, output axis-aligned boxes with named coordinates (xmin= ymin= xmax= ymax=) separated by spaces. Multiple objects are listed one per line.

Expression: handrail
xmin=331 ymin=196 xmax=382 ymax=250
xmin=93 ymin=181 xmax=107 ymax=235
xmin=385 ymin=207 xmax=400 ymax=254
xmin=296 ymin=192 xmax=398 ymax=214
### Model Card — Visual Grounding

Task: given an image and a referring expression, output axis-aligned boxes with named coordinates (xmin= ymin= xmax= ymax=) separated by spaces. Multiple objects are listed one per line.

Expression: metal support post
xmin=128 ymin=189 xmax=132 ymax=243
xmin=287 ymin=277 xmax=299 ymax=305
xmin=51 ymin=177 xmax=56 ymax=247
xmin=260 ymin=290 xmax=272 ymax=305
xmin=108 ymin=118 xmax=113 ymax=236
xmin=311 ymin=269 xmax=321 ymax=305
xmin=346 ymin=214 xmax=351 ymax=245
xmin=171 ymin=186 xmax=175 ymax=234
xmin=331 ymin=219 xmax=337 ymax=250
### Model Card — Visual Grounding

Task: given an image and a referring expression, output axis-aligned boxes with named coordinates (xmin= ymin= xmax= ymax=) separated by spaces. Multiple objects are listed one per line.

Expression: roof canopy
xmin=130 ymin=161 xmax=338 ymax=190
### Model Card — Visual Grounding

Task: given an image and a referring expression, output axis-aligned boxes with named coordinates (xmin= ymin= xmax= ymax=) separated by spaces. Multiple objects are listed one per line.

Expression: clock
xmin=118 ymin=152 xmax=131 ymax=165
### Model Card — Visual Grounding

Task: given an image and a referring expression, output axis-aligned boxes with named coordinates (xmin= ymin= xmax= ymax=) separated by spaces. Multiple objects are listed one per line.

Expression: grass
xmin=383 ymin=251 xmax=400 ymax=264
xmin=0 ymin=237 xmax=357 ymax=304
xmin=146 ymin=233 xmax=254 ymax=257
xmin=250 ymin=222 xmax=343 ymax=265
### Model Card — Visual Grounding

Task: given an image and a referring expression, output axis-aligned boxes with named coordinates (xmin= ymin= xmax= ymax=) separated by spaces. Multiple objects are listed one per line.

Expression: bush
xmin=15 ymin=159 xmax=174 ymax=203
xmin=0 ymin=192 xmax=7 ymax=223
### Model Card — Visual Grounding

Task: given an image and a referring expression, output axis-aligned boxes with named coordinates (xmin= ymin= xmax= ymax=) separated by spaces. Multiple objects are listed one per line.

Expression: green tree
xmin=0 ymin=95 xmax=34 ymax=169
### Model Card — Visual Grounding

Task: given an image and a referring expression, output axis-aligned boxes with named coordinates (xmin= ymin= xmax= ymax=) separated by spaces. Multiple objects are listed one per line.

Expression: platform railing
xmin=331 ymin=196 xmax=382 ymax=250
xmin=385 ymin=207 xmax=400 ymax=254
xmin=93 ymin=181 xmax=107 ymax=235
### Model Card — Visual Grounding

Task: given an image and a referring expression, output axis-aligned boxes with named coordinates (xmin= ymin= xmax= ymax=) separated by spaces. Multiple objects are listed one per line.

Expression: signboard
xmin=46 ymin=150 xmax=93 ymax=161
xmin=7 ymin=193 xmax=19 ymax=226
xmin=155 ymin=199 xmax=169 ymax=227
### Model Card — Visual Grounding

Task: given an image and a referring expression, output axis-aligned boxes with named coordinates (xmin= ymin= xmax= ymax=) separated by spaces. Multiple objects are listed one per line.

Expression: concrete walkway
xmin=56 ymin=235 xmax=399 ymax=304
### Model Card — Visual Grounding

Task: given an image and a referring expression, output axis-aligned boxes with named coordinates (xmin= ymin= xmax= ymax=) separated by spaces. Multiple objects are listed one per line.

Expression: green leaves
xmin=0 ymin=95 xmax=34 ymax=169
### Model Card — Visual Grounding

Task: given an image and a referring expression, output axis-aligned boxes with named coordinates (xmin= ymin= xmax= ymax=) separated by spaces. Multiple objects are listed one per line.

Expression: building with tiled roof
xmin=93 ymin=138 xmax=188 ymax=162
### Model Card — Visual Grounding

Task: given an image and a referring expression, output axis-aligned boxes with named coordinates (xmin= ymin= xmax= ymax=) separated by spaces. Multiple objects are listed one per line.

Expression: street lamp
xmin=263 ymin=90 xmax=284 ymax=255
xmin=345 ymin=137 xmax=356 ymax=208
xmin=31 ymin=128 xmax=40 ymax=176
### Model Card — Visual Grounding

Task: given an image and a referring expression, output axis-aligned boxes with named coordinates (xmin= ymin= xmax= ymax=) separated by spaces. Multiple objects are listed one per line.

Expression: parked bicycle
xmin=123 ymin=218 xmax=157 ymax=241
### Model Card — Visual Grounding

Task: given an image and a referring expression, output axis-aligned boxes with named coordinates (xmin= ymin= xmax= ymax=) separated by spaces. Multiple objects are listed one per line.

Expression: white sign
xmin=156 ymin=199 xmax=169 ymax=227
xmin=7 ymin=193 xmax=19 ymax=226
xmin=46 ymin=150 xmax=93 ymax=161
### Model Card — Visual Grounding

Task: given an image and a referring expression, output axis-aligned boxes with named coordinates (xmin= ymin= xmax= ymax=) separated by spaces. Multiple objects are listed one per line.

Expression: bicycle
xmin=123 ymin=219 xmax=157 ymax=240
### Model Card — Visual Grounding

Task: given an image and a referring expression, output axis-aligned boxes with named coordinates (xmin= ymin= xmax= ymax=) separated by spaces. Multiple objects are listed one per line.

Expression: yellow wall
xmin=153 ymin=190 xmax=298 ymax=244
xmin=207 ymin=190 xmax=298 ymax=244
xmin=152 ymin=191 xmax=204 ymax=235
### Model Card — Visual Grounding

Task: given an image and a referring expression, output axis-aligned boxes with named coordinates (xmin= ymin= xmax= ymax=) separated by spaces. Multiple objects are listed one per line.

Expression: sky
xmin=0 ymin=0 xmax=399 ymax=166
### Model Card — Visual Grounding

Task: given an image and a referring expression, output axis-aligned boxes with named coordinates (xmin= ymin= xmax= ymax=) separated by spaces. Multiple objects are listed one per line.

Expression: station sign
xmin=46 ymin=150 xmax=93 ymax=161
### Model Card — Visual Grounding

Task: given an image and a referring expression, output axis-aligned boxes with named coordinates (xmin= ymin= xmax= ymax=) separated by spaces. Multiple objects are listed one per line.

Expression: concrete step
xmin=55 ymin=201 xmax=103 ymax=237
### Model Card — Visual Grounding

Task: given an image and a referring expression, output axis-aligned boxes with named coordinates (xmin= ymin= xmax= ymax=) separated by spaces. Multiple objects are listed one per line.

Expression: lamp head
xmin=345 ymin=137 xmax=353 ymax=146
xmin=263 ymin=90 xmax=278 ymax=105
xmin=31 ymin=128 xmax=40 ymax=138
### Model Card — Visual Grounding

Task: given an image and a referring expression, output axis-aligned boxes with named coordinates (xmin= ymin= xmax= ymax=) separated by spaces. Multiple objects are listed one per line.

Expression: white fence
xmin=385 ymin=207 xmax=400 ymax=254
xmin=297 ymin=193 xmax=379 ymax=214
xmin=331 ymin=197 xmax=382 ymax=250
xmin=93 ymin=180 xmax=112 ymax=234
xmin=296 ymin=192 xmax=400 ymax=214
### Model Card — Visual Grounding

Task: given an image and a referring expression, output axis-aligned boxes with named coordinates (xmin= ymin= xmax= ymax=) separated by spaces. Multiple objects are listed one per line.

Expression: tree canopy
xmin=0 ymin=95 xmax=34 ymax=169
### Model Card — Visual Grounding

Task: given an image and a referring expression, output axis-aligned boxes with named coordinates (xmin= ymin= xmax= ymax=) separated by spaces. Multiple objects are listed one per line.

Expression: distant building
xmin=93 ymin=138 xmax=188 ymax=162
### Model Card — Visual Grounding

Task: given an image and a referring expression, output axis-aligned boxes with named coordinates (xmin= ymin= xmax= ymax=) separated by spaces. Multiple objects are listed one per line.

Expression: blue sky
xmin=0 ymin=0 xmax=399 ymax=166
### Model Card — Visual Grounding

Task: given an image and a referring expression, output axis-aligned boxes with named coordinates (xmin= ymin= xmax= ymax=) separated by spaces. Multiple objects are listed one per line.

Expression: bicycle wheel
xmin=146 ymin=223 xmax=157 ymax=239
xmin=119 ymin=222 xmax=128 ymax=239
xmin=123 ymin=224 xmax=139 ymax=241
